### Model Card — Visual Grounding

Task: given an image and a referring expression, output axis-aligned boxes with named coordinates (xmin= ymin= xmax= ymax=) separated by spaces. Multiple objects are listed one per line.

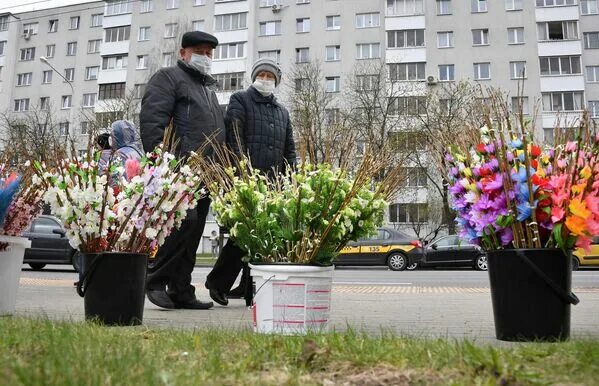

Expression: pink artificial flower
xmin=551 ymin=206 xmax=565 ymax=223
xmin=585 ymin=216 xmax=599 ymax=236
xmin=585 ymin=195 xmax=599 ymax=215
xmin=565 ymin=141 xmax=577 ymax=152
xmin=125 ymin=159 xmax=141 ymax=180
xmin=575 ymin=235 xmax=592 ymax=253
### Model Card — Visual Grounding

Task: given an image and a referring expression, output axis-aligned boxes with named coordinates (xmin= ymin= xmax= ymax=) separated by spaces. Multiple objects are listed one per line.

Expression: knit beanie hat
xmin=251 ymin=58 xmax=282 ymax=86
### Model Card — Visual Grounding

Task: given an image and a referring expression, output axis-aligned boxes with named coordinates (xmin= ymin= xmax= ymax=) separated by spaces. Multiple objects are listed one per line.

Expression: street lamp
xmin=40 ymin=56 xmax=74 ymax=94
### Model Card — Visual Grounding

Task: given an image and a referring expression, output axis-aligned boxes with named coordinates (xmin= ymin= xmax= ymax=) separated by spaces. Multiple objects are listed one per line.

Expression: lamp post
xmin=40 ymin=56 xmax=74 ymax=94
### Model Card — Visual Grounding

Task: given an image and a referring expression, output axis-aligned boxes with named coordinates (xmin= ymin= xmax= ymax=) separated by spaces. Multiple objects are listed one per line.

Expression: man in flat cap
xmin=140 ymin=31 xmax=225 ymax=310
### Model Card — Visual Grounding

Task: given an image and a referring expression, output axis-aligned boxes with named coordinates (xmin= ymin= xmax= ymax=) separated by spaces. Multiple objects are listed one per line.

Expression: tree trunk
xmin=441 ymin=180 xmax=456 ymax=234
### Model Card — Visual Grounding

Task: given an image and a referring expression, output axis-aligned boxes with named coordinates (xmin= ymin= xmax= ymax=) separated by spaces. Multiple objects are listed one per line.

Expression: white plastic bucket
xmin=0 ymin=235 xmax=31 ymax=316
xmin=249 ymin=264 xmax=334 ymax=335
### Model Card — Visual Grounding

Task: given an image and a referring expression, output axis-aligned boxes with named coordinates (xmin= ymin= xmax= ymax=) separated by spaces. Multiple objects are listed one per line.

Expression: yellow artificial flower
xmin=463 ymin=167 xmax=472 ymax=177
xmin=569 ymin=198 xmax=591 ymax=219
xmin=580 ymin=166 xmax=592 ymax=180
xmin=571 ymin=183 xmax=587 ymax=196
xmin=565 ymin=215 xmax=587 ymax=236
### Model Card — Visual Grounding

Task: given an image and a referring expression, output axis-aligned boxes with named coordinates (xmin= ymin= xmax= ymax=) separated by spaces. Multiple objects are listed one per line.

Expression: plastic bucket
xmin=0 ymin=236 xmax=31 ymax=316
xmin=249 ymin=264 xmax=334 ymax=335
xmin=487 ymin=249 xmax=578 ymax=341
xmin=77 ymin=252 xmax=148 ymax=326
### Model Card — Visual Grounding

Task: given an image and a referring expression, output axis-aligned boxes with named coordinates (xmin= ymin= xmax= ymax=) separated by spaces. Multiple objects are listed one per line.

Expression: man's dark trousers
xmin=147 ymin=197 xmax=211 ymax=303
xmin=205 ymin=240 xmax=245 ymax=295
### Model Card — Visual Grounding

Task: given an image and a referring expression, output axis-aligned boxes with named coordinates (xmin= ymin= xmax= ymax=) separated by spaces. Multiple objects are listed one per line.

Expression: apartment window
xmin=137 ymin=55 xmax=148 ymax=69
xmin=57 ymin=122 xmax=69 ymax=137
xmin=0 ymin=41 xmax=5 ymax=56
xmin=505 ymin=0 xmax=523 ymax=10
xmin=0 ymin=15 xmax=8 ymax=31
xmin=105 ymin=0 xmax=132 ymax=15
xmin=387 ymin=29 xmax=425 ymax=48
xmin=389 ymin=97 xmax=427 ymax=116
xmin=192 ymin=20 xmax=205 ymax=32
xmin=69 ymin=16 xmax=80 ymax=30
xmin=296 ymin=47 xmax=309 ymax=63
xmin=258 ymin=50 xmax=281 ymax=63
xmin=326 ymin=15 xmax=340 ymax=30
xmin=439 ymin=64 xmax=455 ymax=81
xmin=540 ymin=56 xmax=581 ymax=75
xmin=584 ymin=32 xmax=599 ymax=48
xmin=510 ymin=61 xmax=527 ymax=78
xmin=508 ymin=27 xmax=525 ymax=44
xmin=260 ymin=0 xmax=280 ymax=5
xmin=166 ymin=0 xmax=179 ymax=9
xmin=102 ymin=55 xmax=128 ymax=70
xmin=389 ymin=131 xmax=426 ymax=152
xmin=91 ymin=14 xmax=102 ymax=27
xmin=23 ymin=22 xmax=38 ymax=35
xmin=139 ymin=27 xmax=150 ymax=41
xmin=325 ymin=76 xmax=340 ymax=93
xmin=437 ymin=31 xmax=454 ymax=48
xmin=542 ymin=91 xmax=584 ymax=111
xmin=62 ymin=95 xmax=72 ymax=109
xmin=356 ymin=12 xmax=380 ymax=28
xmin=437 ymin=0 xmax=452 ymax=14
xmin=386 ymin=0 xmax=424 ymax=16
xmin=537 ymin=21 xmax=578 ymax=41
xmin=407 ymin=168 xmax=428 ymax=187
xmin=85 ymin=66 xmax=99 ymax=80
xmin=588 ymin=66 xmax=599 ymax=82
xmin=83 ymin=93 xmax=96 ymax=107
xmin=355 ymin=75 xmax=379 ymax=91
xmin=325 ymin=109 xmax=341 ymax=126
xmin=589 ymin=101 xmax=599 ymax=117
xmin=536 ymin=0 xmax=575 ymax=6
xmin=472 ymin=29 xmax=489 ymax=45
xmin=163 ymin=52 xmax=174 ymax=67
xmin=105 ymin=26 xmax=131 ymax=42
xmin=356 ymin=43 xmax=380 ymax=59
xmin=46 ymin=44 xmax=55 ymax=58
xmin=20 ymin=47 xmax=35 ymax=61
xmin=164 ymin=23 xmax=178 ymax=38
xmin=88 ymin=39 xmax=101 ymax=53
xmin=67 ymin=42 xmax=77 ymax=56
xmin=194 ymin=0 xmax=206 ymax=5
xmin=213 ymin=42 xmax=245 ymax=60
xmin=389 ymin=62 xmax=425 ymax=81
xmin=511 ymin=97 xmax=530 ymax=115
xmin=140 ymin=0 xmax=153 ymax=12
xmin=473 ymin=62 xmax=491 ymax=80
xmin=80 ymin=121 xmax=90 ymax=136
xmin=49 ymin=19 xmax=58 ymax=32
xmin=214 ymin=72 xmax=245 ymax=91
xmin=133 ymin=84 xmax=146 ymax=99
xmin=14 ymin=99 xmax=30 ymax=112
xmin=325 ymin=45 xmax=340 ymax=61
xmin=64 ymin=68 xmax=74 ymax=82
xmin=294 ymin=78 xmax=308 ymax=92
xmin=260 ymin=21 xmax=281 ymax=36
xmin=215 ymin=13 xmax=247 ymax=32
xmin=471 ymin=0 xmax=487 ymax=12
xmin=99 ymin=83 xmax=127 ymax=100
xmin=296 ymin=18 xmax=310 ymax=33
xmin=581 ymin=0 xmax=599 ymax=14
xmin=297 ymin=0 xmax=310 ymax=3
xmin=42 ymin=70 xmax=53 ymax=84
xmin=17 ymin=73 xmax=32 ymax=86
xmin=39 ymin=97 xmax=50 ymax=110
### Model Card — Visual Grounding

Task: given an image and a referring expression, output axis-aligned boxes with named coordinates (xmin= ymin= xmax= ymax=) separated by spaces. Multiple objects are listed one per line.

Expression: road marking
xmin=333 ymin=281 xmax=413 ymax=285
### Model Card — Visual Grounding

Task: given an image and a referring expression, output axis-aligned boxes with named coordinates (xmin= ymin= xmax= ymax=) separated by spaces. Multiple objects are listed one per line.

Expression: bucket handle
xmin=76 ymin=253 xmax=104 ymax=298
xmin=515 ymin=250 xmax=579 ymax=305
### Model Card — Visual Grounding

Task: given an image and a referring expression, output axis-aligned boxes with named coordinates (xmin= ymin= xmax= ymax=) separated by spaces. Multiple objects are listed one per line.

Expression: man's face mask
xmin=253 ymin=79 xmax=276 ymax=96
xmin=189 ymin=53 xmax=212 ymax=75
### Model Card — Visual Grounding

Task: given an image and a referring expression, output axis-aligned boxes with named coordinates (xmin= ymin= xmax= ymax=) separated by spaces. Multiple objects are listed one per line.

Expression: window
xmin=581 ymin=0 xmax=599 ymax=14
xmin=213 ymin=42 xmax=245 ymax=60
xmin=140 ymin=0 xmax=153 ymax=12
xmin=325 ymin=45 xmax=340 ymax=61
xmin=537 ymin=21 xmax=578 ymax=41
xmin=387 ymin=29 xmax=425 ymax=48
xmin=510 ymin=61 xmax=527 ymax=78
xmin=59 ymin=122 xmax=69 ymax=137
xmin=439 ymin=64 xmax=455 ymax=81
xmin=80 ymin=121 xmax=91 ymax=135
xmin=511 ymin=97 xmax=530 ymax=115
xmin=437 ymin=31 xmax=454 ymax=48
xmin=83 ymin=93 xmax=96 ymax=107
xmin=388 ymin=131 xmax=427 ymax=152
xmin=69 ymin=16 xmax=80 ymax=30
xmin=406 ymin=168 xmax=428 ymax=187
xmin=42 ymin=70 xmax=53 ymax=84
xmin=164 ymin=23 xmax=178 ymax=38
xmin=294 ymin=78 xmax=308 ymax=92
xmin=588 ymin=100 xmax=599 ymax=117
xmin=473 ymin=62 xmax=491 ymax=80
xmin=91 ymin=14 xmax=102 ymax=27
xmin=20 ymin=47 xmax=35 ymax=61
xmin=67 ymin=42 xmax=77 ymax=56
xmin=0 ymin=41 xmax=5 ymax=56
xmin=62 ymin=95 xmax=72 ymax=109
xmin=0 ymin=15 xmax=8 ymax=31
xmin=133 ymin=84 xmax=146 ymax=99
xmin=540 ymin=56 xmax=581 ymax=75
xmin=46 ymin=44 xmax=55 ymax=58
xmin=192 ymin=20 xmax=204 ymax=31
xmin=139 ymin=27 xmax=150 ymax=41
xmin=542 ymin=91 xmax=584 ymax=111
xmin=102 ymin=55 xmax=128 ymax=70
xmin=39 ymin=97 xmax=50 ymax=110
xmin=326 ymin=15 xmax=340 ymax=30
xmin=389 ymin=97 xmax=427 ymax=115
xmin=325 ymin=76 xmax=340 ymax=93
xmin=99 ymin=83 xmax=127 ymax=100
xmin=588 ymin=66 xmax=599 ymax=82
xmin=356 ymin=43 xmax=380 ymax=59
xmin=437 ymin=0 xmax=451 ymax=14
xmin=166 ymin=0 xmax=179 ymax=9
xmin=325 ymin=109 xmax=341 ymax=126
xmin=49 ymin=19 xmax=58 ymax=32
xmin=65 ymin=68 xmax=75 ymax=82
xmin=88 ymin=39 xmax=101 ymax=53
xmin=355 ymin=75 xmax=379 ymax=91
xmin=296 ymin=18 xmax=310 ymax=33
xmin=163 ymin=52 xmax=173 ymax=67
xmin=472 ymin=29 xmax=489 ymax=45
xmin=23 ymin=22 xmax=38 ymax=35
xmin=297 ymin=0 xmax=310 ymax=3
xmin=386 ymin=0 xmax=424 ymax=16
xmin=14 ymin=99 xmax=30 ymax=112
xmin=17 ymin=73 xmax=32 ymax=86
xmin=584 ymin=32 xmax=599 ymax=48
xmin=85 ymin=66 xmax=99 ymax=80
xmin=214 ymin=72 xmax=245 ymax=91
xmin=137 ymin=55 xmax=148 ymax=69
xmin=536 ymin=0 xmax=575 ymax=5
xmin=296 ymin=47 xmax=309 ymax=63
xmin=105 ymin=26 xmax=131 ymax=42
xmin=508 ymin=27 xmax=525 ymax=44
xmin=105 ymin=0 xmax=132 ymax=15
xmin=356 ymin=12 xmax=379 ymax=28
xmin=194 ymin=0 xmax=206 ymax=5
xmin=471 ymin=0 xmax=487 ymax=12
xmin=505 ymin=0 xmax=523 ymax=10
xmin=389 ymin=62 xmax=425 ymax=81
xmin=258 ymin=50 xmax=281 ymax=63
xmin=215 ymin=13 xmax=247 ymax=32
xmin=260 ymin=21 xmax=281 ymax=36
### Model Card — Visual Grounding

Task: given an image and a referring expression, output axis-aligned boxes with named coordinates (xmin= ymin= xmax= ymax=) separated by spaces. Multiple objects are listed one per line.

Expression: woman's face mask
xmin=189 ymin=53 xmax=212 ymax=75
xmin=253 ymin=79 xmax=276 ymax=96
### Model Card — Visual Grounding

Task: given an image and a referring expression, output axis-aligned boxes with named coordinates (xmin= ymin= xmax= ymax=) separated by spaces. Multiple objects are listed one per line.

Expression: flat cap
xmin=181 ymin=31 xmax=218 ymax=48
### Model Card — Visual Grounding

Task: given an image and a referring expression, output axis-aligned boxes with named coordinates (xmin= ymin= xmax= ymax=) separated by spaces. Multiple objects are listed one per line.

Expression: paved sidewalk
xmin=14 ymin=279 xmax=599 ymax=343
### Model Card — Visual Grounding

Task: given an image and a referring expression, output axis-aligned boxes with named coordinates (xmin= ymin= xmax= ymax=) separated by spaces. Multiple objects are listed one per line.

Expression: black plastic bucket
xmin=77 ymin=252 xmax=148 ymax=326
xmin=487 ymin=249 xmax=579 ymax=341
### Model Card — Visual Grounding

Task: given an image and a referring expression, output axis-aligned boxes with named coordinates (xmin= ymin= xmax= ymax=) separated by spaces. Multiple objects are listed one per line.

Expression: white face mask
xmin=189 ymin=53 xmax=212 ymax=75
xmin=253 ymin=79 xmax=276 ymax=96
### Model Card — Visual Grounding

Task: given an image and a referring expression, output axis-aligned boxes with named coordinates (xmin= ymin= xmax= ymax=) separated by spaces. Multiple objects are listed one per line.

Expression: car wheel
xmin=474 ymin=255 xmax=488 ymax=271
xmin=406 ymin=262 xmax=418 ymax=271
xmin=387 ymin=253 xmax=407 ymax=271
xmin=72 ymin=252 xmax=82 ymax=273
xmin=572 ymin=257 xmax=580 ymax=271
xmin=29 ymin=263 xmax=46 ymax=270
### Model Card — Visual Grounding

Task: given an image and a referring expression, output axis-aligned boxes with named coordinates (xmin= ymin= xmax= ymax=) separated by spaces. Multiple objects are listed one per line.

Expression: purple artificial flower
xmin=499 ymin=227 xmax=513 ymax=246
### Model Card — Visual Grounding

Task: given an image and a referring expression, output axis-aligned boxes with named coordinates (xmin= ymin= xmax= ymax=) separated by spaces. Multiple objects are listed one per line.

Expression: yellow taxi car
xmin=334 ymin=227 xmax=421 ymax=271
xmin=572 ymin=236 xmax=599 ymax=270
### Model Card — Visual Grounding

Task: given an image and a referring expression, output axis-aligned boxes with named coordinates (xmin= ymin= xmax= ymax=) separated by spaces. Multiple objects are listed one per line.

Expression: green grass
xmin=1 ymin=318 xmax=598 ymax=386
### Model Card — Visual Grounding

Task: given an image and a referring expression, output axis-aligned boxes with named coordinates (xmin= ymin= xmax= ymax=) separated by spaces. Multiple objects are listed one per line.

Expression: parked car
xmin=22 ymin=215 xmax=79 ymax=271
xmin=411 ymin=235 xmax=487 ymax=271
xmin=334 ymin=227 xmax=421 ymax=271
xmin=572 ymin=236 xmax=599 ymax=270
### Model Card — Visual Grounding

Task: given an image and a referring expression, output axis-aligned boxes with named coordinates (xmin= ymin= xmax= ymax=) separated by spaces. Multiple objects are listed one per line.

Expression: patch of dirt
xmin=311 ymin=362 xmax=447 ymax=386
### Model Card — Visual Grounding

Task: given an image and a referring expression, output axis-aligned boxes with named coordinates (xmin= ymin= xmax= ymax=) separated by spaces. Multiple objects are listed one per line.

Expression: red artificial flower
xmin=530 ymin=145 xmax=541 ymax=157
xmin=476 ymin=143 xmax=487 ymax=154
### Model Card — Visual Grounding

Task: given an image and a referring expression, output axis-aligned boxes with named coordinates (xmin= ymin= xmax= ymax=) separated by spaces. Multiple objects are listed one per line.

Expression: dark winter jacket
xmin=140 ymin=60 xmax=225 ymax=157
xmin=226 ymin=86 xmax=297 ymax=174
